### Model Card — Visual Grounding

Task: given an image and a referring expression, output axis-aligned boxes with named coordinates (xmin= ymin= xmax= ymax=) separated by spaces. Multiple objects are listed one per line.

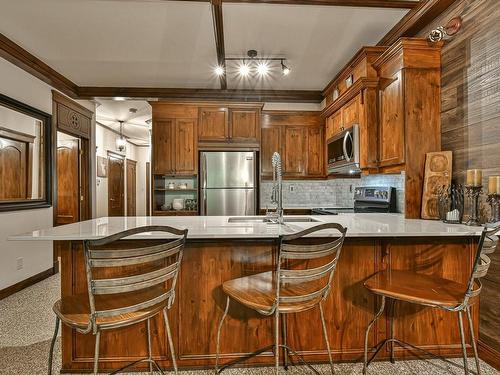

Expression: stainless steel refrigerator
xmin=200 ymin=151 xmax=257 ymax=216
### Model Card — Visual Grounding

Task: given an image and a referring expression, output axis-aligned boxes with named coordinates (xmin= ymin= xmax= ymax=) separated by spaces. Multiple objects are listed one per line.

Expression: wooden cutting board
xmin=421 ymin=151 xmax=453 ymax=219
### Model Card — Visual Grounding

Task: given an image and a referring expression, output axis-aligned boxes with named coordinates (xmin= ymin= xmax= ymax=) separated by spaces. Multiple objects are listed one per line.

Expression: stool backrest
xmin=83 ymin=225 xmax=188 ymax=332
xmin=277 ymin=223 xmax=347 ymax=308
xmin=463 ymin=223 xmax=499 ymax=305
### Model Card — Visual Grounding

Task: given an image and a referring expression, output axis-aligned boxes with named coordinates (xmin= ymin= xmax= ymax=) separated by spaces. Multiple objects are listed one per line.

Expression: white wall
xmin=0 ymin=57 xmax=94 ymax=290
xmin=95 ymin=124 xmax=150 ymax=217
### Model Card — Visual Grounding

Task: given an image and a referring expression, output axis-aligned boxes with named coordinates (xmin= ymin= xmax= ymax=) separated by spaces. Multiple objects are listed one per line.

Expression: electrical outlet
xmin=289 ymin=185 xmax=294 ymax=192
xmin=16 ymin=257 xmax=23 ymax=270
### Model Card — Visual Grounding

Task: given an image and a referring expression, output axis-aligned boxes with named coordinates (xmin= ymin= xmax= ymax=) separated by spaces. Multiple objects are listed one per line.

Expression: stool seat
xmin=222 ymin=271 xmax=323 ymax=313
xmin=364 ymin=270 xmax=468 ymax=308
xmin=53 ymin=286 xmax=168 ymax=330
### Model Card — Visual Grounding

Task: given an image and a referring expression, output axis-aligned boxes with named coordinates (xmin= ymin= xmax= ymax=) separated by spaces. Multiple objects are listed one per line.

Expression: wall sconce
xmin=429 ymin=16 xmax=462 ymax=42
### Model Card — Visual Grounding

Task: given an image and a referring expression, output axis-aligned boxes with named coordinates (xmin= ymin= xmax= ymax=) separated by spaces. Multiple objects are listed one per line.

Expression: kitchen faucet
xmin=267 ymin=152 xmax=284 ymax=224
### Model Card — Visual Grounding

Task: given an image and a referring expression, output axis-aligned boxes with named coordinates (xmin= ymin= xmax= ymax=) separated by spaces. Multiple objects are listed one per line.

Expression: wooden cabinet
xmin=326 ymin=110 xmax=342 ymax=140
xmin=261 ymin=126 xmax=282 ymax=176
xmin=283 ymin=127 xmax=307 ymax=177
xmin=198 ymin=107 xmax=228 ymax=141
xmin=229 ymin=108 xmax=260 ymax=143
xmin=342 ymin=95 xmax=360 ymax=128
xmin=307 ymin=126 xmax=324 ymax=176
xmin=153 ymin=119 xmax=174 ymax=175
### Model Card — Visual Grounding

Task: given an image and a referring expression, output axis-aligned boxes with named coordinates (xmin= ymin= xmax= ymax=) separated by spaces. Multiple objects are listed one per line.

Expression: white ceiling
xmin=0 ymin=0 xmax=409 ymax=91
xmin=96 ymin=99 xmax=151 ymax=145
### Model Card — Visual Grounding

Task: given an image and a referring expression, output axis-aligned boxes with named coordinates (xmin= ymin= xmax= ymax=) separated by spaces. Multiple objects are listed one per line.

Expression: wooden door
xmin=229 ymin=109 xmax=259 ymax=143
xmin=126 ymin=159 xmax=137 ymax=216
xmin=198 ymin=107 xmax=228 ymax=141
xmin=342 ymin=95 xmax=360 ymax=128
xmin=153 ymin=119 xmax=174 ymax=175
xmin=261 ymin=126 xmax=282 ymax=177
xmin=108 ymin=155 xmax=124 ymax=216
xmin=174 ymin=119 xmax=197 ymax=175
xmin=283 ymin=126 xmax=307 ymax=177
xmin=0 ymin=138 xmax=28 ymax=199
xmin=56 ymin=139 xmax=80 ymax=225
xmin=307 ymin=126 xmax=324 ymax=176
xmin=379 ymin=70 xmax=405 ymax=166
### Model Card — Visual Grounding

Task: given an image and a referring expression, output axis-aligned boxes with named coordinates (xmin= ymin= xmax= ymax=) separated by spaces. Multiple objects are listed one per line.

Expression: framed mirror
xmin=0 ymin=93 xmax=52 ymax=211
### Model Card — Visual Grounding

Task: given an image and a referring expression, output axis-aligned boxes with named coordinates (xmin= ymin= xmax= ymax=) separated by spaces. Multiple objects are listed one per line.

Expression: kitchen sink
xmin=227 ymin=216 xmax=320 ymax=223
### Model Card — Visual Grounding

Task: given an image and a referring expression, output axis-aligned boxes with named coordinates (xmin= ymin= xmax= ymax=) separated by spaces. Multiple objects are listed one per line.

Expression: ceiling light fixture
xmin=223 ymin=50 xmax=290 ymax=80
xmin=116 ymin=121 xmax=127 ymax=152
xmin=281 ymin=60 xmax=291 ymax=76
xmin=238 ymin=63 xmax=250 ymax=77
xmin=257 ymin=62 xmax=269 ymax=76
xmin=113 ymin=97 xmax=126 ymax=101
xmin=214 ymin=65 xmax=225 ymax=76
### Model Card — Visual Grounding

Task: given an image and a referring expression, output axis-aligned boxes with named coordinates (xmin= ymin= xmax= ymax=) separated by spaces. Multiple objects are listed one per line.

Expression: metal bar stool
xmin=362 ymin=223 xmax=500 ymax=375
xmin=47 ymin=225 xmax=188 ymax=375
xmin=215 ymin=222 xmax=347 ymax=374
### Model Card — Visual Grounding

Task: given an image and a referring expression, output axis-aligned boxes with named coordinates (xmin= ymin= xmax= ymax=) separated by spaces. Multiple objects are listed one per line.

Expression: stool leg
xmin=363 ymin=296 xmax=385 ymax=375
xmin=282 ymin=315 xmax=289 ymax=370
xmin=147 ymin=318 xmax=153 ymax=374
xmin=47 ymin=316 xmax=60 ymax=375
xmin=319 ymin=301 xmax=335 ymax=375
xmin=389 ymin=299 xmax=395 ymax=364
xmin=163 ymin=308 xmax=178 ymax=374
xmin=458 ymin=310 xmax=469 ymax=375
xmin=466 ymin=306 xmax=480 ymax=375
xmin=93 ymin=330 xmax=101 ymax=375
xmin=215 ymin=296 xmax=230 ymax=374
xmin=275 ymin=309 xmax=280 ymax=375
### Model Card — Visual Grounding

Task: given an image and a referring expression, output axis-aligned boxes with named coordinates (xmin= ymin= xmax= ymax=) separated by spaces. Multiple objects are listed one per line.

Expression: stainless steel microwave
xmin=327 ymin=125 xmax=360 ymax=175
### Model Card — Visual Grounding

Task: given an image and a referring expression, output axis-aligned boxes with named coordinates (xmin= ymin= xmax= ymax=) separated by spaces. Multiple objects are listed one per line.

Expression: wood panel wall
xmin=417 ymin=0 xmax=500 ymax=363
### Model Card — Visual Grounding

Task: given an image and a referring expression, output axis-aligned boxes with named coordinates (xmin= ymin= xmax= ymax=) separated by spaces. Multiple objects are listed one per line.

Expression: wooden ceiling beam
xmin=378 ymin=0 xmax=456 ymax=45
xmin=210 ymin=0 xmax=227 ymax=89
xmin=0 ymin=32 xmax=79 ymax=98
xmin=222 ymin=0 xmax=418 ymax=8
xmin=77 ymin=87 xmax=323 ymax=103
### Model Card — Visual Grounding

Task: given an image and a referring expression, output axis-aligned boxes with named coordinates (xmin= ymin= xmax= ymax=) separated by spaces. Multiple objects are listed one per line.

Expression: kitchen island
xmin=12 ymin=214 xmax=484 ymax=372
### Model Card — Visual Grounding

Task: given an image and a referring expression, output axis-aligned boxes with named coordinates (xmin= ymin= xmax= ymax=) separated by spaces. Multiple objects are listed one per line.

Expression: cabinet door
xmin=379 ymin=71 xmax=405 ymax=166
xmin=261 ymin=126 xmax=281 ymax=177
xmin=307 ymin=126 xmax=324 ymax=176
xmin=342 ymin=95 xmax=360 ymax=128
xmin=283 ymin=127 xmax=307 ymax=177
xmin=331 ymin=110 xmax=343 ymax=136
xmin=198 ymin=107 xmax=228 ymax=141
xmin=174 ymin=119 xmax=197 ymax=175
xmin=153 ymin=119 xmax=174 ymax=175
xmin=229 ymin=109 xmax=260 ymax=143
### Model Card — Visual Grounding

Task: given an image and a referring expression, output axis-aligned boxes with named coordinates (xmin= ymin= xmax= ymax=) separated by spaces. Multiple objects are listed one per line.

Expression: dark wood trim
xmin=0 ymin=267 xmax=55 ymax=301
xmin=211 ymin=0 xmax=227 ymax=89
xmin=79 ymin=87 xmax=323 ymax=103
xmin=224 ymin=0 xmax=418 ymax=8
xmin=479 ymin=340 xmax=500 ymax=371
xmin=52 ymin=90 xmax=93 ymax=118
xmin=0 ymin=33 xmax=79 ymax=98
xmin=0 ymin=93 xmax=52 ymax=212
xmin=0 ymin=126 xmax=36 ymax=143
xmin=146 ymin=161 xmax=151 ymax=216
xmin=377 ymin=0 xmax=457 ymax=46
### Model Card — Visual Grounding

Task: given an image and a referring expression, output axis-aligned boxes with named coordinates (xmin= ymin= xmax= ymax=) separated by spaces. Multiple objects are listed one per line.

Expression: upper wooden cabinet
xmin=261 ymin=111 xmax=324 ymax=179
xmin=174 ymin=118 xmax=197 ymax=174
xmin=198 ymin=105 xmax=261 ymax=145
xmin=342 ymin=96 xmax=360 ymax=128
xmin=153 ymin=119 xmax=174 ymax=175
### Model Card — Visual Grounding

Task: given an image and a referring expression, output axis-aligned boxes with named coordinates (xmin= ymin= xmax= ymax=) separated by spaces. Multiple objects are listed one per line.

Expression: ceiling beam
xmin=0 ymin=32 xmax=79 ymax=98
xmin=378 ymin=0 xmax=456 ymax=45
xmin=78 ymin=87 xmax=323 ymax=103
xmin=210 ymin=0 xmax=227 ymax=89
xmin=222 ymin=0 xmax=418 ymax=8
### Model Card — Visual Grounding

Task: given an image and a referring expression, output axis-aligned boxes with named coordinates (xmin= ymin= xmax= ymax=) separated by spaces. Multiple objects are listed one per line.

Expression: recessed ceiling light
xmin=214 ymin=66 xmax=225 ymax=76
xmin=257 ymin=62 xmax=269 ymax=76
xmin=113 ymin=97 xmax=126 ymax=101
xmin=238 ymin=63 xmax=250 ymax=77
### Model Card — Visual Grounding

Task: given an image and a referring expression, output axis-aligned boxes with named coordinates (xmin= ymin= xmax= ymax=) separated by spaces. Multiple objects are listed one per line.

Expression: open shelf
xmin=155 ymin=188 xmax=198 ymax=192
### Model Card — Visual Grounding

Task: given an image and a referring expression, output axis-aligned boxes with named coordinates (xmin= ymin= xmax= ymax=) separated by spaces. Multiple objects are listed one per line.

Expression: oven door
xmin=327 ymin=125 xmax=360 ymax=174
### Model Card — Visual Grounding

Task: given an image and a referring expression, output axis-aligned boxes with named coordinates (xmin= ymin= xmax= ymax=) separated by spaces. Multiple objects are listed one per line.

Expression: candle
xmin=466 ymin=169 xmax=482 ymax=186
xmin=488 ymin=175 xmax=500 ymax=194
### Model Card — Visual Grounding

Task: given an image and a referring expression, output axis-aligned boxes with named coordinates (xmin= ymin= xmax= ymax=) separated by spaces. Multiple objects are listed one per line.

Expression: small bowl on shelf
xmin=172 ymin=198 xmax=184 ymax=211
xmin=178 ymin=183 xmax=188 ymax=190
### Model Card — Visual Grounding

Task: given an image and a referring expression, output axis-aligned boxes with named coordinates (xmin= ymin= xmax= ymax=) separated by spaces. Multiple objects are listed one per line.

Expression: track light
xmin=257 ymin=62 xmax=269 ymax=76
xmin=281 ymin=60 xmax=291 ymax=76
xmin=238 ymin=63 xmax=250 ymax=77
xmin=214 ymin=65 xmax=225 ymax=76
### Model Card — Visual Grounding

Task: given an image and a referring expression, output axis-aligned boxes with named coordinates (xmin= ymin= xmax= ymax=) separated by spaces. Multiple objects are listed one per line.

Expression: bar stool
xmin=214 ymin=223 xmax=347 ymax=374
xmin=47 ymin=225 xmax=188 ymax=375
xmin=362 ymin=223 xmax=500 ymax=375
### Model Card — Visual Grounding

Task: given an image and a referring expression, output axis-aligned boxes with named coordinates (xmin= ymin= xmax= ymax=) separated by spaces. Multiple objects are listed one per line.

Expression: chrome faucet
xmin=267 ymin=152 xmax=284 ymax=224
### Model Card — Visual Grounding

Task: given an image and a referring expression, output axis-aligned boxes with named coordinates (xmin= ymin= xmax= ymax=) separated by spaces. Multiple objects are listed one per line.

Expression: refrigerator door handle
xmin=202 ymin=153 xmax=208 ymax=215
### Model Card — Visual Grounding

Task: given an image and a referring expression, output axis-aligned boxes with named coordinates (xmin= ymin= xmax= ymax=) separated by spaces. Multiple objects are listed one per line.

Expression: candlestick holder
xmin=465 ymin=185 xmax=482 ymax=226
xmin=486 ymin=194 xmax=500 ymax=223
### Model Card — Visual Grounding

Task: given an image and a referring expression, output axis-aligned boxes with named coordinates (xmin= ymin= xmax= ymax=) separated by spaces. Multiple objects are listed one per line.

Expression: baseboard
xmin=0 ymin=266 xmax=55 ymax=300
xmin=479 ymin=340 xmax=500 ymax=370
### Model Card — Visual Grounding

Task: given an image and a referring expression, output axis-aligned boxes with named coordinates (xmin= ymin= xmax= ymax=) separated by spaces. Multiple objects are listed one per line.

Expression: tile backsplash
xmin=260 ymin=172 xmax=405 ymax=213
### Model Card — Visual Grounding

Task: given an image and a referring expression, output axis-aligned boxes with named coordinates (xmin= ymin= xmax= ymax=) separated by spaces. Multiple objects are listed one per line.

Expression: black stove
xmin=312 ymin=186 xmax=396 ymax=215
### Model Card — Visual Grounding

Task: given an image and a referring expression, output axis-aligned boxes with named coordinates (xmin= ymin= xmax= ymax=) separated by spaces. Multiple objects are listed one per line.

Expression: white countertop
xmin=9 ymin=214 xmax=484 ymax=241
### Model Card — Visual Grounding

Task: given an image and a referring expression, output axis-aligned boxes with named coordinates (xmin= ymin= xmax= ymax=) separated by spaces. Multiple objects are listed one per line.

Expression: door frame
xmin=107 ymin=151 xmax=125 ymax=216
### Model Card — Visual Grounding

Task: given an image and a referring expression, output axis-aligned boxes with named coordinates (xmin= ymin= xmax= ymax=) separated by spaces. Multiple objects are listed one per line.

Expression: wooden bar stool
xmin=47 ymin=225 xmax=188 ymax=375
xmin=214 ymin=223 xmax=347 ymax=374
xmin=362 ymin=223 xmax=500 ymax=375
